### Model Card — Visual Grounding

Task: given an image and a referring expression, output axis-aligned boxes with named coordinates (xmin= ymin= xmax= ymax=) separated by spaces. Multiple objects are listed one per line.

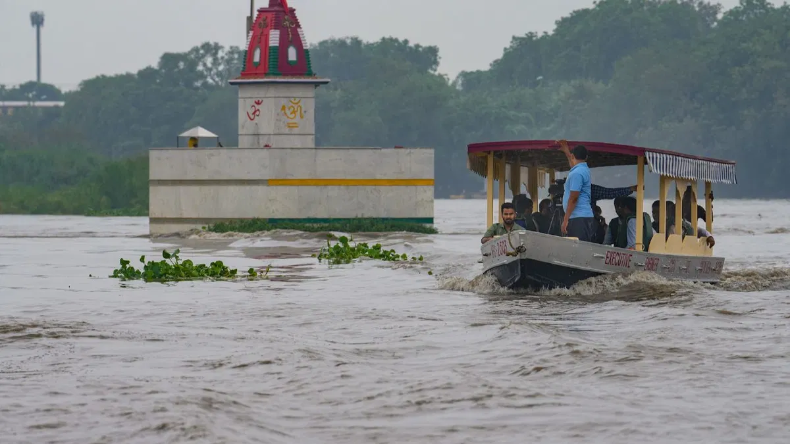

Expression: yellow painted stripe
xmin=268 ymin=179 xmax=434 ymax=186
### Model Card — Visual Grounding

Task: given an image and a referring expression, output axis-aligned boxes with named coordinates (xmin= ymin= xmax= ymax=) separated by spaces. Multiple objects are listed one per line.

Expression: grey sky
xmin=0 ymin=0 xmax=763 ymax=90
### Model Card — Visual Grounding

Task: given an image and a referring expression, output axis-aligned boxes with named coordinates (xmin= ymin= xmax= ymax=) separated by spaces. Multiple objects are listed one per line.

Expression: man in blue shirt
xmin=557 ymin=140 xmax=596 ymax=242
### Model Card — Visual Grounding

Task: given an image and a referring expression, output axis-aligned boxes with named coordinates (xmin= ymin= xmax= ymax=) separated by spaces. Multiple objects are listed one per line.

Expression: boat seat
xmin=665 ymin=234 xmax=684 ymax=255
xmin=682 ymin=236 xmax=703 ymax=256
xmin=648 ymin=235 xmax=666 ymax=253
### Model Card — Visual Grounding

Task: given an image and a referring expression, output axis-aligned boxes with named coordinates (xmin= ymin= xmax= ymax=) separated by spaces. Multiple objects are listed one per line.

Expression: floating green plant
xmin=313 ymin=235 xmax=424 ymax=266
xmin=111 ymin=249 xmax=270 ymax=283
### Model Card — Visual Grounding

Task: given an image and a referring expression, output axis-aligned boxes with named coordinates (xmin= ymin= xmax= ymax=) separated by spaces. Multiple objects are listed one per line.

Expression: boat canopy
xmin=467 ymin=140 xmax=737 ymax=185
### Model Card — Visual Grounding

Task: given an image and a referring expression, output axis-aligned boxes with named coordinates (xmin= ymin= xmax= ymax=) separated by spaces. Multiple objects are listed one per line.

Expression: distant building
xmin=0 ymin=101 xmax=64 ymax=116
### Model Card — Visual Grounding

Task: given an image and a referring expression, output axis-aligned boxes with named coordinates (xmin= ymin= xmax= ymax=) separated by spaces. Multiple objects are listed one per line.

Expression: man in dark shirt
xmin=532 ymin=199 xmax=553 ymax=234
xmin=512 ymin=194 xmax=538 ymax=232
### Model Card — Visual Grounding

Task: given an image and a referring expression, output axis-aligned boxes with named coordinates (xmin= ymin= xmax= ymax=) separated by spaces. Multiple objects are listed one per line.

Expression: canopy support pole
xmin=675 ymin=181 xmax=684 ymax=237
xmin=705 ymin=181 xmax=713 ymax=234
xmin=636 ymin=156 xmax=645 ymax=251
xmin=659 ymin=175 xmax=668 ymax=235
xmin=510 ymin=155 xmax=521 ymax=197
xmin=486 ymin=151 xmax=494 ymax=228
xmin=498 ymin=155 xmax=506 ymax=222
xmin=690 ymin=181 xmax=698 ymax=236
xmin=528 ymin=166 xmax=539 ymax=213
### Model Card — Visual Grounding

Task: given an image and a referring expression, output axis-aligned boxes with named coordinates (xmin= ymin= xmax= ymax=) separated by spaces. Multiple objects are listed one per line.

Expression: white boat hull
xmin=481 ymin=231 xmax=724 ymax=290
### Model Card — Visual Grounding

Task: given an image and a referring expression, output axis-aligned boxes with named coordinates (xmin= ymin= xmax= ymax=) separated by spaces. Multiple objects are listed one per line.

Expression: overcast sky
xmin=0 ymin=0 xmax=765 ymax=90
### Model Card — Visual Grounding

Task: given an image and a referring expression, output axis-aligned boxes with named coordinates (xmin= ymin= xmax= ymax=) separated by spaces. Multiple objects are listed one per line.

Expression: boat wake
xmin=718 ymin=267 xmax=790 ymax=292
xmin=437 ymin=271 xmax=694 ymax=301
xmin=437 ymin=266 xmax=790 ymax=300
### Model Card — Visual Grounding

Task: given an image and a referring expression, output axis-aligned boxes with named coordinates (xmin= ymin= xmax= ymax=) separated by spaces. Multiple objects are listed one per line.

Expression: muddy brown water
xmin=1 ymin=200 xmax=789 ymax=443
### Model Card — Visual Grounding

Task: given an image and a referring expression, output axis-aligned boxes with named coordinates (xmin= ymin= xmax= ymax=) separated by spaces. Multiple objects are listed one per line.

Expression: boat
xmin=467 ymin=140 xmax=737 ymax=290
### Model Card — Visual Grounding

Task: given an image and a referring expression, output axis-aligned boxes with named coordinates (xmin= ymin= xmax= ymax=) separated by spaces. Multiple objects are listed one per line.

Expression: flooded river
xmin=1 ymin=199 xmax=789 ymax=443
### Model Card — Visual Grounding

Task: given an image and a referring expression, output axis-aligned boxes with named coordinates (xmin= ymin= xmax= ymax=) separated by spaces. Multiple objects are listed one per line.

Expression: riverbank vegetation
xmin=206 ymin=218 xmax=438 ymax=234
xmin=2 ymin=0 xmax=787 ymax=215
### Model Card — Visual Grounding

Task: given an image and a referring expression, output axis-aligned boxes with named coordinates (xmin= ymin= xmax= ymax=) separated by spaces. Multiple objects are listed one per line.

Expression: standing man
xmin=481 ymin=202 xmax=526 ymax=244
xmin=557 ymin=140 xmax=595 ymax=241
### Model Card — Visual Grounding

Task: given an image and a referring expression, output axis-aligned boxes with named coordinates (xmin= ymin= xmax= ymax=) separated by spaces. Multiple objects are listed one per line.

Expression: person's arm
xmin=556 ymin=139 xmax=573 ymax=167
xmin=562 ymin=193 xmax=579 ymax=235
xmin=627 ymin=218 xmax=637 ymax=250
xmin=481 ymin=225 xmax=496 ymax=244
xmin=696 ymin=225 xmax=715 ymax=247
xmin=603 ymin=224 xmax=613 ymax=245
xmin=591 ymin=184 xmax=636 ymax=201
xmin=562 ymin=172 xmax=582 ymax=235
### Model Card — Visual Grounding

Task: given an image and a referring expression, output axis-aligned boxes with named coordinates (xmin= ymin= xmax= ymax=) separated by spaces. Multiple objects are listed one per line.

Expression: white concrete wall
xmin=149 ymin=147 xmax=435 ymax=235
xmin=238 ymin=83 xmax=316 ymax=148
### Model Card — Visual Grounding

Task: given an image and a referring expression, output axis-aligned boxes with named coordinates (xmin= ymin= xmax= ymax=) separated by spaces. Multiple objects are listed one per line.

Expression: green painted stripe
xmin=305 ymin=49 xmax=314 ymax=76
xmin=266 ymin=218 xmax=435 ymax=225
xmin=268 ymin=47 xmax=281 ymax=75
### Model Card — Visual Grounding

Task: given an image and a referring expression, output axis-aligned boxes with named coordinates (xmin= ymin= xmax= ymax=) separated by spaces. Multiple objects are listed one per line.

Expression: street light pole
xmin=247 ymin=0 xmax=255 ymax=36
xmin=30 ymin=11 xmax=45 ymax=83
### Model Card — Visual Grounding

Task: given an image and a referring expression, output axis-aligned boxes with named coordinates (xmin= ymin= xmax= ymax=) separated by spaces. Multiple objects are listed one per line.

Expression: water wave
xmin=437 ymin=270 xmax=694 ymax=301
xmin=440 ymin=265 xmax=790 ymax=299
xmin=718 ymin=267 xmax=790 ymax=292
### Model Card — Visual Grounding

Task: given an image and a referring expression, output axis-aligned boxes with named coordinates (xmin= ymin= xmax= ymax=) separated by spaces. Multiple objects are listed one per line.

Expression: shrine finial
xmin=269 ymin=0 xmax=290 ymax=11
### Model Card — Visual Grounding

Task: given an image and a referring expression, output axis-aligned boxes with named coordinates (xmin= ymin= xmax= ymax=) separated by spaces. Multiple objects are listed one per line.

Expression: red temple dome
xmin=232 ymin=0 xmax=326 ymax=83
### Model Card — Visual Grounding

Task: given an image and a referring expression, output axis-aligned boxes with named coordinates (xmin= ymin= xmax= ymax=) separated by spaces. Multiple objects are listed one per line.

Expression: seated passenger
xmin=652 ymin=200 xmax=693 ymax=239
xmin=682 ymin=185 xmax=710 ymax=222
xmin=651 ymin=200 xmax=665 ymax=234
xmin=681 ymin=189 xmax=716 ymax=247
xmin=613 ymin=197 xmax=653 ymax=251
xmin=511 ymin=194 xmax=538 ymax=231
xmin=481 ymin=202 xmax=526 ymax=244
xmin=602 ymin=196 xmax=627 ymax=246
xmin=532 ymin=198 xmax=553 ymax=234
xmin=593 ymin=205 xmax=607 ymax=244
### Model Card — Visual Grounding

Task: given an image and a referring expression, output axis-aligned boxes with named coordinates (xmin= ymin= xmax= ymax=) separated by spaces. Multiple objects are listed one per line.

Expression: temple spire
xmin=234 ymin=0 xmax=322 ymax=80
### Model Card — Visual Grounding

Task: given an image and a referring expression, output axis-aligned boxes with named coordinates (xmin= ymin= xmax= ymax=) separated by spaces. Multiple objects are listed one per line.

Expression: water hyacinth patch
xmin=314 ymin=235 xmax=424 ymax=266
xmin=111 ymin=249 xmax=270 ymax=283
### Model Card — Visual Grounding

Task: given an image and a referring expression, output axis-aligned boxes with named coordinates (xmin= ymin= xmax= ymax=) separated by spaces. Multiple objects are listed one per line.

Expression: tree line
xmin=0 ymin=0 xmax=787 ymax=215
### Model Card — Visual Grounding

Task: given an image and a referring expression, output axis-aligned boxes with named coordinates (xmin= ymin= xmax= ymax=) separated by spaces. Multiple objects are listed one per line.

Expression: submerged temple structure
xmin=148 ymin=0 xmax=434 ymax=235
